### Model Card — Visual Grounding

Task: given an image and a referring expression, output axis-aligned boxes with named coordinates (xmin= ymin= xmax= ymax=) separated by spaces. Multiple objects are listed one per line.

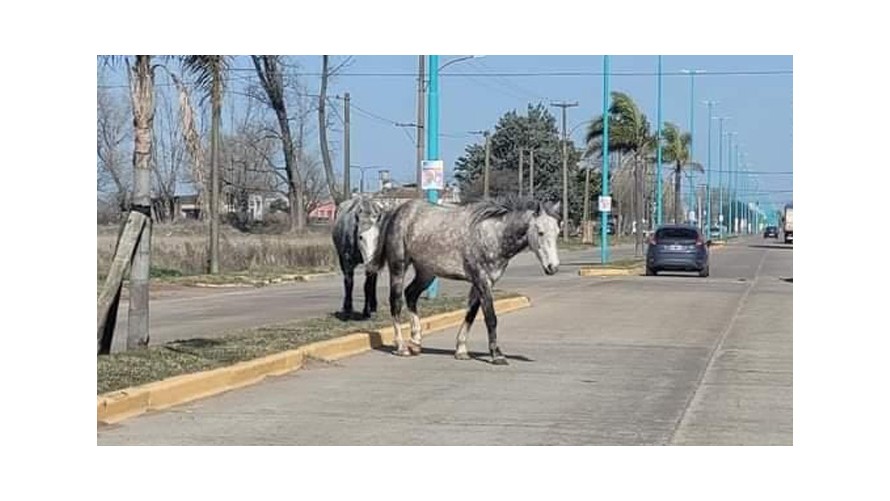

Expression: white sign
xmin=421 ymin=160 xmax=444 ymax=190
xmin=718 ymin=214 xmax=724 ymax=223
xmin=598 ymin=196 xmax=612 ymax=213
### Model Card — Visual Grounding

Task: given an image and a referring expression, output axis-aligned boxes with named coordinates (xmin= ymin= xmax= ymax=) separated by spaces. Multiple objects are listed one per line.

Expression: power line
xmin=225 ymin=68 xmax=793 ymax=77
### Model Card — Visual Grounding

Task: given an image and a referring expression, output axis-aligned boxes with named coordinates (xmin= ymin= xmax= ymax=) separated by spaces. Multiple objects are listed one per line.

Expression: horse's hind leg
xmin=362 ymin=271 xmax=378 ymax=318
xmin=389 ymin=261 xmax=411 ymax=356
xmin=405 ymin=269 xmax=435 ymax=355
xmin=454 ymin=287 xmax=481 ymax=360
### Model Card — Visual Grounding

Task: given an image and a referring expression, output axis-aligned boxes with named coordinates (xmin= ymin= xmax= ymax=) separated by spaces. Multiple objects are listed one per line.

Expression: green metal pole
xmin=705 ymin=102 xmax=714 ymax=233
xmin=717 ymin=119 xmax=725 ymax=238
xmin=425 ymin=55 xmax=439 ymax=298
xmin=601 ymin=55 xmax=611 ymax=264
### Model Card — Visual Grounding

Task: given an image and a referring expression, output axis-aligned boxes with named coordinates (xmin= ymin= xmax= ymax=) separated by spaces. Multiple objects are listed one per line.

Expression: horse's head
xmin=356 ymin=205 xmax=383 ymax=264
xmin=527 ymin=201 xmax=561 ymax=275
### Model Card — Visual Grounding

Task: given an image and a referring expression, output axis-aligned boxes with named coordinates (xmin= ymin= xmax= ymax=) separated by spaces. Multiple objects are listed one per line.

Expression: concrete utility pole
xmin=343 ymin=92 xmax=350 ymax=198
xmin=483 ymin=131 xmax=491 ymax=199
xmin=518 ymin=148 xmax=524 ymax=197
xmin=529 ymin=149 xmax=535 ymax=197
xmin=416 ymin=56 xmax=425 ymax=197
xmin=551 ymin=101 xmax=578 ymax=240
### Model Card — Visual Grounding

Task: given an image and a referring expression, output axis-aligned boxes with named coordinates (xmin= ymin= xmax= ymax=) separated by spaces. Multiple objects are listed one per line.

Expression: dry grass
xmin=97 ymin=220 xmax=337 ymax=280
xmin=97 ymin=290 xmax=519 ymax=394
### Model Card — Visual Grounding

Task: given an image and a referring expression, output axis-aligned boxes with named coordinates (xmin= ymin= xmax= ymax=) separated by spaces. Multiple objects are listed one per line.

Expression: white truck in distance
xmin=783 ymin=204 xmax=793 ymax=244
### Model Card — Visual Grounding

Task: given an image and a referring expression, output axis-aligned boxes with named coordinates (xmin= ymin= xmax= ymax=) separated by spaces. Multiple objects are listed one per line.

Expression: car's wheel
xmin=699 ymin=266 xmax=710 ymax=278
xmin=646 ymin=266 xmax=656 ymax=276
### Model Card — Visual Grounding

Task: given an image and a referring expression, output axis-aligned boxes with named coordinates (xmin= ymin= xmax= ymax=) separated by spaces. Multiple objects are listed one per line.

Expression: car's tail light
xmin=696 ymin=236 xmax=704 ymax=246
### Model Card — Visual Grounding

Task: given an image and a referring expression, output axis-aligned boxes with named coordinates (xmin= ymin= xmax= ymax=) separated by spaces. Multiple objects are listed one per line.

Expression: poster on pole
xmin=598 ymin=196 xmax=612 ymax=213
xmin=421 ymin=160 xmax=444 ymax=190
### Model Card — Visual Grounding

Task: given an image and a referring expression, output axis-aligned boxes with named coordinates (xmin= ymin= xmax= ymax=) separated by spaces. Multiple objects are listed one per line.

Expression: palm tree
xmin=586 ymin=91 xmax=656 ymax=255
xmin=181 ymin=56 xmax=230 ymax=274
xmin=661 ymin=122 xmax=704 ymax=224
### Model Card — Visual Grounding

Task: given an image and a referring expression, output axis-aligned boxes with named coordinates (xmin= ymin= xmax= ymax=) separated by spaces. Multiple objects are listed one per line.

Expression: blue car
xmin=646 ymin=225 xmax=710 ymax=277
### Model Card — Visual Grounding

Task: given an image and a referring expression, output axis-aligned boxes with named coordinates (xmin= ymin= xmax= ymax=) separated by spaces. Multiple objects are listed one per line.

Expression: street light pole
xmin=716 ymin=117 xmax=728 ymax=237
xmin=681 ymin=69 xmax=703 ymax=227
xmin=703 ymin=101 xmax=717 ymax=232
xmin=656 ymin=56 xmax=663 ymax=226
xmin=423 ymin=55 xmax=482 ymax=299
xmin=551 ymin=101 xmax=579 ymax=240
xmin=601 ymin=55 xmax=611 ymax=264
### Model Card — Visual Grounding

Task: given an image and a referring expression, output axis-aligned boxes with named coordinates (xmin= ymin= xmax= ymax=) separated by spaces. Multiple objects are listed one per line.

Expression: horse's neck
xmin=496 ymin=216 xmax=530 ymax=260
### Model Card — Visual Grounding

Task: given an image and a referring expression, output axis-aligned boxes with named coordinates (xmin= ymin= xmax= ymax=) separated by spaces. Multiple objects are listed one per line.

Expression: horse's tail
xmin=365 ymin=209 xmax=394 ymax=274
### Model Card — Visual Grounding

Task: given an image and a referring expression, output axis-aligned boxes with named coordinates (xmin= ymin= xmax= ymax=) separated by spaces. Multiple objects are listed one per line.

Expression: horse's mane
xmin=465 ymin=196 xmax=559 ymax=226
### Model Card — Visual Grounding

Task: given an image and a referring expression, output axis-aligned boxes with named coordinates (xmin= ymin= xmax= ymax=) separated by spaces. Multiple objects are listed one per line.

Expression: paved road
xmin=109 ymin=243 xmax=638 ymax=352
xmin=99 ymin=237 xmax=792 ymax=445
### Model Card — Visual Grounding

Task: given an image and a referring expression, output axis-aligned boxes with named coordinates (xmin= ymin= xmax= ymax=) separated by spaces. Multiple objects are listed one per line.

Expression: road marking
xmin=666 ymin=247 xmax=769 ymax=445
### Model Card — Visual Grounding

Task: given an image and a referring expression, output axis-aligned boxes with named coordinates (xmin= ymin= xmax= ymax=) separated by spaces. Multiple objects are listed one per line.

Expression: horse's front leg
xmin=362 ymin=271 xmax=378 ymax=318
xmin=341 ymin=263 xmax=355 ymax=315
xmin=478 ymin=283 xmax=507 ymax=365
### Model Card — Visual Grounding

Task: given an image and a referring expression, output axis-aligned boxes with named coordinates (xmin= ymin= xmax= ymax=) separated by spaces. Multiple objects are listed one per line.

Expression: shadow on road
xmin=372 ymin=345 xmax=535 ymax=364
xmin=748 ymin=244 xmax=793 ymax=250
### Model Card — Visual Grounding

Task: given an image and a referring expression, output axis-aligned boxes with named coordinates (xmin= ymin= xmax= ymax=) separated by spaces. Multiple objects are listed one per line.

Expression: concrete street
xmin=109 ymin=243 xmax=640 ymax=351
xmin=99 ymin=237 xmax=792 ymax=445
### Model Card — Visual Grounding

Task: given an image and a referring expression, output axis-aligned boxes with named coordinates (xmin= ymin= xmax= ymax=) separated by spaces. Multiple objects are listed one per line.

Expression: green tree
xmin=454 ymin=104 xmax=584 ymax=226
xmin=661 ymin=122 xmax=703 ymax=223
xmin=585 ymin=91 xmax=655 ymax=255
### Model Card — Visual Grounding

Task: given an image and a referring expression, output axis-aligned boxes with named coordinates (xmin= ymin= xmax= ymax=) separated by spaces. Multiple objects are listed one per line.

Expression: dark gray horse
xmin=367 ymin=197 xmax=562 ymax=364
xmin=332 ymin=196 xmax=403 ymax=318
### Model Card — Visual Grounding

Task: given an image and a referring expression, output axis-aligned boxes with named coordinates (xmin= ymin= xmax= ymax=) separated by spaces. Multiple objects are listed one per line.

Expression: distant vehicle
xmin=646 ymin=225 xmax=710 ymax=278
xmin=709 ymin=225 xmax=726 ymax=239
xmin=763 ymin=225 xmax=779 ymax=239
xmin=783 ymin=204 xmax=793 ymax=244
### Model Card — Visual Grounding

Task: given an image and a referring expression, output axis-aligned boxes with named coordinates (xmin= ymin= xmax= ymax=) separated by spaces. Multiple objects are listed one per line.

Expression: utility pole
xmin=483 ymin=131 xmax=491 ymax=199
xmin=416 ymin=56 xmax=425 ymax=198
xmin=518 ymin=148 xmax=524 ymax=197
xmin=343 ymin=92 xmax=350 ymax=198
xmin=529 ymin=149 xmax=535 ymax=197
xmin=551 ymin=101 xmax=578 ymax=240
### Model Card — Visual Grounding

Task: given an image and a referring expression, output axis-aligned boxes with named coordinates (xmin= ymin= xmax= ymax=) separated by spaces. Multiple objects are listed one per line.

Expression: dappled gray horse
xmin=332 ymin=196 xmax=403 ymax=317
xmin=367 ymin=197 xmax=561 ymax=365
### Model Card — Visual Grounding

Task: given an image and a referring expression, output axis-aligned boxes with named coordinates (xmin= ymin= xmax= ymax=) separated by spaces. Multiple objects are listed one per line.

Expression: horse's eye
xmin=538 ymin=231 xmax=544 ymax=237
xmin=359 ymin=235 xmax=364 ymax=240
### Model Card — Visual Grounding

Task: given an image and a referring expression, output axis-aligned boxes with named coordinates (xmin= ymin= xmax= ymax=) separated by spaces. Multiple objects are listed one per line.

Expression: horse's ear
xmin=549 ymin=201 xmax=561 ymax=218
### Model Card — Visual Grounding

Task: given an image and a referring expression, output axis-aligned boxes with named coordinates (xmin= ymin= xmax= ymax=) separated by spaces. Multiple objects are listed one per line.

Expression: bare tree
xmin=318 ymin=56 xmax=353 ymax=204
xmin=251 ymin=55 xmax=307 ymax=231
xmin=152 ymin=83 xmax=187 ymax=222
xmin=97 ymin=78 xmax=131 ymax=216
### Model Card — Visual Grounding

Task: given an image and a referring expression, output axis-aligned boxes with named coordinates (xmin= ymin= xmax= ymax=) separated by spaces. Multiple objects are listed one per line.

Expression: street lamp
xmin=350 ymin=165 xmax=387 ymax=194
xmin=703 ymin=100 xmax=718 ymax=232
xmin=714 ymin=116 xmax=730 ymax=237
xmin=425 ymin=55 xmax=483 ymax=299
xmin=601 ymin=55 xmax=611 ymax=264
xmin=681 ymin=69 xmax=704 ymax=227
xmin=656 ymin=56 xmax=663 ymax=226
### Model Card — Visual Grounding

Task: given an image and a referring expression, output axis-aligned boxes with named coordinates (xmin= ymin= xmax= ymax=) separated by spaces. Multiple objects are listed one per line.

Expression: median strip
xmin=97 ymin=295 xmax=531 ymax=424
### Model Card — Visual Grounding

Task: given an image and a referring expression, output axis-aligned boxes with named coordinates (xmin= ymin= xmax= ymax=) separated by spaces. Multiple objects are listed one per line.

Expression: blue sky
xmin=99 ymin=55 xmax=792 ymax=207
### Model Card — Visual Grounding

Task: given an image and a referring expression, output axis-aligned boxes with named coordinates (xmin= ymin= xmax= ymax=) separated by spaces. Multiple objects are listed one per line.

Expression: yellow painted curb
xmin=578 ymin=266 xmax=644 ymax=277
xmin=98 ymin=295 xmax=531 ymax=424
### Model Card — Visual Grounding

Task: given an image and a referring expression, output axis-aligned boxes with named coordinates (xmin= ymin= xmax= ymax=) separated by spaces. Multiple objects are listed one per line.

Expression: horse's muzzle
xmin=544 ymin=264 xmax=559 ymax=275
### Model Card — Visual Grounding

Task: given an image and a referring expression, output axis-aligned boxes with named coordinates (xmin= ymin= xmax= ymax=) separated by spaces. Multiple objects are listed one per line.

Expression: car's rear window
xmin=656 ymin=228 xmax=698 ymax=240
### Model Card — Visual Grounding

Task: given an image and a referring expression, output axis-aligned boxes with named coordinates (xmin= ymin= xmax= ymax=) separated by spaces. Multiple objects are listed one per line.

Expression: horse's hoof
xmin=407 ymin=341 xmax=422 ymax=355
xmin=491 ymin=357 xmax=509 ymax=366
xmin=454 ymin=351 xmax=471 ymax=360
xmin=393 ymin=347 xmax=412 ymax=357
